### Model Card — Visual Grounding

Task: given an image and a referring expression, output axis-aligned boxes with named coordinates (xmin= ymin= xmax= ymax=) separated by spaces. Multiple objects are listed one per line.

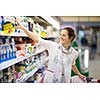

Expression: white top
xmin=38 ymin=38 xmax=79 ymax=83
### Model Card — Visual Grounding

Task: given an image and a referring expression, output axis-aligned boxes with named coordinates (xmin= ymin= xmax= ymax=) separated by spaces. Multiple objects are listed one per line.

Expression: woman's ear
xmin=70 ymin=37 xmax=74 ymax=42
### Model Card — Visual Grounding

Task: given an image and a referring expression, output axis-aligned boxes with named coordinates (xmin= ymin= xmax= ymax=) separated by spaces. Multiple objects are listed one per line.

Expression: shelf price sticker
xmin=40 ymin=31 xmax=47 ymax=38
xmin=2 ymin=21 xmax=15 ymax=34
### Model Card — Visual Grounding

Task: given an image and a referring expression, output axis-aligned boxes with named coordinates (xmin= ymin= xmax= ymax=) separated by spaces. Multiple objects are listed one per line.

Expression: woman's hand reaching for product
xmin=15 ymin=17 xmax=39 ymax=43
xmin=15 ymin=18 xmax=25 ymax=30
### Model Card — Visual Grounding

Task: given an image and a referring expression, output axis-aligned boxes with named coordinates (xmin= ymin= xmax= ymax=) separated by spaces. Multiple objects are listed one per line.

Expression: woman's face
xmin=59 ymin=29 xmax=71 ymax=45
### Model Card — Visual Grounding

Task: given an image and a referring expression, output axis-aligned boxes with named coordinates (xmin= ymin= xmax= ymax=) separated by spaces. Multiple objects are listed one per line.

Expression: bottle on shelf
xmin=0 ymin=16 xmax=4 ymax=33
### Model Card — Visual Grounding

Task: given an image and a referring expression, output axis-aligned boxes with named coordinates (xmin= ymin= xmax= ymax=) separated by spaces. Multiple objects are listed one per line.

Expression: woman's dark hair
xmin=62 ymin=27 xmax=76 ymax=42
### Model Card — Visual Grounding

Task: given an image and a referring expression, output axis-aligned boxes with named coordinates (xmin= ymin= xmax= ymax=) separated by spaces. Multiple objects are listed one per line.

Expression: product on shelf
xmin=0 ymin=16 xmax=4 ymax=33
xmin=40 ymin=31 xmax=47 ymax=38
xmin=2 ymin=21 xmax=15 ymax=34
xmin=2 ymin=67 xmax=14 ymax=83
xmin=0 ymin=16 xmax=50 ymax=83
xmin=0 ymin=37 xmax=17 ymax=63
xmin=26 ymin=64 xmax=46 ymax=83
xmin=28 ymin=18 xmax=34 ymax=32
xmin=0 ymin=70 xmax=3 ymax=78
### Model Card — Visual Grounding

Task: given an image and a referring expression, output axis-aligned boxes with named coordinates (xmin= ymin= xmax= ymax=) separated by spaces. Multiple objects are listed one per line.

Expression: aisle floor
xmin=88 ymin=55 xmax=100 ymax=79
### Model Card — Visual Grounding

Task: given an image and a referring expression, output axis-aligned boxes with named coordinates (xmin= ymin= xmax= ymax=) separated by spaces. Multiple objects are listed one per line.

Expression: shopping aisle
xmin=0 ymin=16 xmax=56 ymax=83
xmin=88 ymin=55 xmax=100 ymax=79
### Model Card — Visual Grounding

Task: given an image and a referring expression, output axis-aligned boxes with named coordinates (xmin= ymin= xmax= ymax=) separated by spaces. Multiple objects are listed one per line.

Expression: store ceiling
xmin=52 ymin=16 xmax=100 ymax=24
xmin=28 ymin=16 xmax=100 ymax=29
xmin=28 ymin=16 xmax=51 ymax=29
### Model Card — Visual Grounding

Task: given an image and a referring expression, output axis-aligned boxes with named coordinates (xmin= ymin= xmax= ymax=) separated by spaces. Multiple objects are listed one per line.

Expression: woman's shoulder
xmin=71 ymin=47 xmax=79 ymax=55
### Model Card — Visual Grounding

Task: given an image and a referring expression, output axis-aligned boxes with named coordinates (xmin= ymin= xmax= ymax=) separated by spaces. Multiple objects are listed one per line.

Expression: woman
xmin=15 ymin=19 xmax=86 ymax=83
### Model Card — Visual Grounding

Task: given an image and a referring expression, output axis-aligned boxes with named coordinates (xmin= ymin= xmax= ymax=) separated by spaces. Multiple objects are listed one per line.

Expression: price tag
xmin=2 ymin=21 xmax=15 ymax=34
xmin=40 ymin=31 xmax=47 ymax=38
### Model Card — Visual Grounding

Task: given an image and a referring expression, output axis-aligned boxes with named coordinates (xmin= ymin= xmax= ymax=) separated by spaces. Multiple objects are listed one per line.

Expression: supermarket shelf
xmin=0 ymin=47 xmax=46 ymax=71
xmin=0 ymin=32 xmax=28 ymax=37
xmin=16 ymin=67 xmax=38 ymax=83
xmin=16 ymin=56 xmax=48 ymax=83
xmin=33 ymin=47 xmax=46 ymax=55
xmin=0 ymin=55 xmax=33 ymax=71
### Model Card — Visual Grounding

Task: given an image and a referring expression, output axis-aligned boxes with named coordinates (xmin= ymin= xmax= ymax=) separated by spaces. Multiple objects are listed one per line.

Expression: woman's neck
xmin=62 ymin=43 xmax=71 ymax=50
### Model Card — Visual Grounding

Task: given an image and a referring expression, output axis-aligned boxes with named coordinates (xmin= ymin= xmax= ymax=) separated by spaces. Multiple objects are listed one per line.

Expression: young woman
xmin=15 ymin=19 xmax=86 ymax=83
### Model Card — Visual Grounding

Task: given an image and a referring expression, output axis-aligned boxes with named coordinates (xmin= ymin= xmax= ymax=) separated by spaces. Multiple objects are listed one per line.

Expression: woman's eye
xmin=63 ymin=34 xmax=66 ymax=37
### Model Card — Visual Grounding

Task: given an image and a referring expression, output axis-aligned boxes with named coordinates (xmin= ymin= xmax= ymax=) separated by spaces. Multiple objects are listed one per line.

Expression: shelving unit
xmin=0 ymin=16 xmax=56 ymax=83
xmin=0 ymin=32 xmax=28 ymax=37
xmin=0 ymin=47 xmax=46 ymax=71
xmin=16 ymin=67 xmax=38 ymax=83
xmin=0 ymin=16 xmax=59 ymax=83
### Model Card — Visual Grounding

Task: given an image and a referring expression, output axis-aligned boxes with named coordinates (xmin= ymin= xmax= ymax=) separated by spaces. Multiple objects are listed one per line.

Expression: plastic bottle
xmin=10 ymin=38 xmax=16 ymax=58
xmin=5 ymin=38 xmax=10 ymax=60
xmin=0 ymin=16 xmax=4 ymax=32
xmin=0 ymin=46 xmax=3 ymax=62
xmin=3 ymin=46 xmax=6 ymax=61
xmin=28 ymin=18 xmax=34 ymax=32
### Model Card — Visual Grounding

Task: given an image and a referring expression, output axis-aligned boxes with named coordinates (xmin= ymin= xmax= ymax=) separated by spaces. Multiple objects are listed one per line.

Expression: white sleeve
xmin=37 ymin=38 xmax=57 ymax=51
